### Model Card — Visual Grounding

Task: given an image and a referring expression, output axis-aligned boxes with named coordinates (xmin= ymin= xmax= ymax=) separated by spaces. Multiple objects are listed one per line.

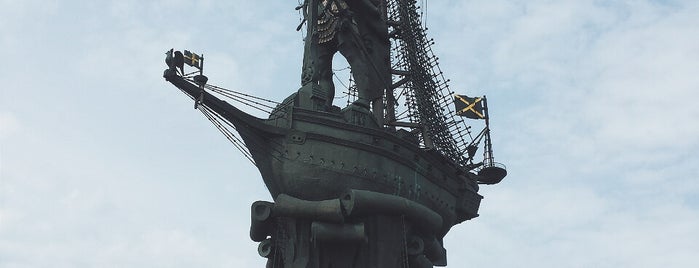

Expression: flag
xmin=454 ymin=95 xmax=486 ymax=119
xmin=183 ymin=50 xmax=202 ymax=69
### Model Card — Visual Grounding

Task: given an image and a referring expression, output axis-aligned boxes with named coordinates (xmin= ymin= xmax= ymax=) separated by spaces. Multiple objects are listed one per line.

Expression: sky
xmin=1 ymin=0 xmax=698 ymax=267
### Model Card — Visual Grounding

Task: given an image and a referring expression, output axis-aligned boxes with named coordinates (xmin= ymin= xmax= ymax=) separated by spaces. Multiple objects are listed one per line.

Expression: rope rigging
xmin=199 ymin=105 xmax=256 ymax=165
xmin=385 ymin=0 xmax=488 ymax=169
xmin=174 ymin=84 xmax=259 ymax=164
xmin=183 ymin=77 xmax=281 ymax=114
xmin=176 ymin=0 xmax=489 ymax=172
xmin=176 ymin=75 xmax=296 ymax=165
xmin=288 ymin=0 xmax=484 ymax=168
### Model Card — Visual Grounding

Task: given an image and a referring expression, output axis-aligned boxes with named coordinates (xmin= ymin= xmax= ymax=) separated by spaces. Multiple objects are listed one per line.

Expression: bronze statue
xmin=163 ymin=0 xmax=507 ymax=267
xmin=303 ymin=0 xmax=390 ymax=109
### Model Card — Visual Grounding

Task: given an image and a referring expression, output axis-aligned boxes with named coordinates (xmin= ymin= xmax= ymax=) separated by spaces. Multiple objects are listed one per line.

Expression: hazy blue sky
xmin=1 ymin=0 xmax=698 ymax=267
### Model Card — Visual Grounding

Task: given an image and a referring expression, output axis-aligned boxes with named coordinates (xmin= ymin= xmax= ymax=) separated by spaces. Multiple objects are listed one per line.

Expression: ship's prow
xmin=164 ymin=68 xmax=484 ymax=232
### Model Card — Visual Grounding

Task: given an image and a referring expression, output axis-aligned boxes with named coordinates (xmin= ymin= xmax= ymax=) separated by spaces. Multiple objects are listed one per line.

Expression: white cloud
xmin=0 ymin=112 xmax=21 ymax=141
xmin=436 ymin=1 xmax=699 ymax=267
xmin=1 ymin=0 xmax=698 ymax=267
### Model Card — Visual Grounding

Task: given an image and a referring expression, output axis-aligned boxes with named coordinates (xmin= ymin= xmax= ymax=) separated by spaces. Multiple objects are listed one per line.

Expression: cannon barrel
xmin=250 ymin=201 xmax=275 ymax=242
xmin=274 ymin=194 xmax=345 ymax=223
xmin=341 ymin=189 xmax=443 ymax=234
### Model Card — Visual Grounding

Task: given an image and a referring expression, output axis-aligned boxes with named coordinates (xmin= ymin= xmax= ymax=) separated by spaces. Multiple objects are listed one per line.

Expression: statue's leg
xmin=314 ymin=44 xmax=337 ymax=108
xmin=338 ymin=33 xmax=387 ymax=112
xmin=337 ymin=36 xmax=372 ymax=107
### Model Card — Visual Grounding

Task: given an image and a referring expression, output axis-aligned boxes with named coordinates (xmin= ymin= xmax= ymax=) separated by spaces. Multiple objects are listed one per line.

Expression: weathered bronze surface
xmin=163 ymin=0 xmax=506 ymax=267
xmin=301 ymin=0 xmax=391 ymax=109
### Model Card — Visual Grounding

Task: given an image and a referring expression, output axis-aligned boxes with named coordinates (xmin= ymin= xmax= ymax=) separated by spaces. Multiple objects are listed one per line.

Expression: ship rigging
xmin=166 ymin=0 xmax=505 ymax=184
xmin=163 ymin=1 xmax=507 ymax=266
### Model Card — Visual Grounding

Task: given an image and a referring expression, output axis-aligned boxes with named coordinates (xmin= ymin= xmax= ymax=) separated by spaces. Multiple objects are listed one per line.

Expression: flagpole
xmin=194 ymin=54 xmax=206 ymax=110
xmin=483 ymin=95 xmax=495 ymax=167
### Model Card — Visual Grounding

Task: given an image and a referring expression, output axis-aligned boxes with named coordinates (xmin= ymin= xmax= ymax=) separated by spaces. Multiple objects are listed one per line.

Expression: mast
xmin=373 ymin=0 xmax=390 ymax=126
xmin=389 ymin=0 xmax=468 ymax=164
xmin=483 ymin=96 xmax=495 ymax=166
xmin=380 ymin=0 xmax=397 ymax=128
xmin=477 ymin=95 xmax=507 ymax=184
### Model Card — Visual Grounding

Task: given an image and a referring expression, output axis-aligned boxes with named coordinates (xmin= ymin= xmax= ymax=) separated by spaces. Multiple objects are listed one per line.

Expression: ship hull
xmin=240 ymin=102 xmax=482 ymax=234
xmin=163 ymin=71 xmax=482 ymax=235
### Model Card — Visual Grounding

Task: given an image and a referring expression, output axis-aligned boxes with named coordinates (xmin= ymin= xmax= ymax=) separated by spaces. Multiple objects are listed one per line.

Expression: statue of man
xmin=306 ymin=0 xmax=391 ymax=109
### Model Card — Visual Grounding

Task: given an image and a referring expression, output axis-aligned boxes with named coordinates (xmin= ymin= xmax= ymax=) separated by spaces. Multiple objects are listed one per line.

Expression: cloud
xmin=1 ymin=0 xmax=698 ymax=267
xmin=436 ymin=1 xmax=699 ymax=267
xmin=0 ymin=112 xmax=21 ymax=141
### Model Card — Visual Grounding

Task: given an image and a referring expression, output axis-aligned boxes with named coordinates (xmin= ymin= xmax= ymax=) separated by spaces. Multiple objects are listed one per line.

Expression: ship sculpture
xmin=163 ymin=1 xmax=506 ymax=267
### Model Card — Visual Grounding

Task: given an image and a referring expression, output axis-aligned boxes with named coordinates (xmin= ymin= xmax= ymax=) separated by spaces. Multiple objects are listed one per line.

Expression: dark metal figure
xmin=304 ymin=0 xmax=390 ymax=109
xmin=163 ymin=0 xmax=507 ymax=267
